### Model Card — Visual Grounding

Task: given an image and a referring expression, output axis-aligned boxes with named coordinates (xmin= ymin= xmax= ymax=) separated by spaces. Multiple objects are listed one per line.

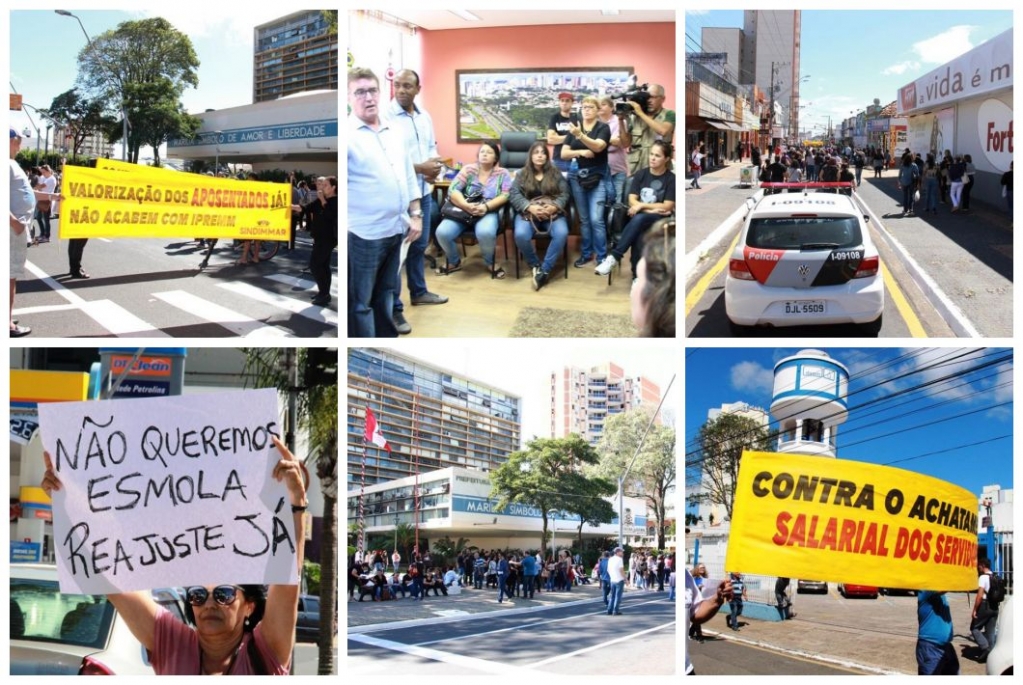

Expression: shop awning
xmin=706 ymin=119 xmax=743 ymax=131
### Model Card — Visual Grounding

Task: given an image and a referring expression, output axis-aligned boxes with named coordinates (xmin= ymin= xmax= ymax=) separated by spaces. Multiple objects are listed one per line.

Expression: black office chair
xmin=498 ymin=131 xmax=540 ymax=173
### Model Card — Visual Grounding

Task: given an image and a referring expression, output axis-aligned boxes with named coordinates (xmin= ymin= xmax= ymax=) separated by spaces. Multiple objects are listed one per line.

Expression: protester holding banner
xmin=40 ymin=434 xmax=308 ymax=675
xmin=685 ymin=554 xmax=733 ymax=676
xmin=916 ymin=591 xmax=959 ymax=675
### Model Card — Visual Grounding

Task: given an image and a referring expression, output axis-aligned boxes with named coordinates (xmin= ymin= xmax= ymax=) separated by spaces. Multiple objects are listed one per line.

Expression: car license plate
xmin=784 ymin=300 xmax=826 ymax=315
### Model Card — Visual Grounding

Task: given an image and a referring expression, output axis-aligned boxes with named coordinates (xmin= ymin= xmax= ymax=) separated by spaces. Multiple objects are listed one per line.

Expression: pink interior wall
xmin=417 ymin=22 xmax=676 ymax=164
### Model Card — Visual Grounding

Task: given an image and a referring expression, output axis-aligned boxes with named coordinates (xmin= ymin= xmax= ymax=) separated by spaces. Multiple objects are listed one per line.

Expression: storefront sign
xmin=169 ymin=120 xmax=338 ymax=148
xmin=898 ymin=28 xmax=1012 ymax=114
xmin=977 ymin=98 xmax=1013 ymax=169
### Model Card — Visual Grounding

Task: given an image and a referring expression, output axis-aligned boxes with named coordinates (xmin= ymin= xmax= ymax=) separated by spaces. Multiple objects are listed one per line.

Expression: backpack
xmin=986 ymin=572 xmax=1006 ymax=607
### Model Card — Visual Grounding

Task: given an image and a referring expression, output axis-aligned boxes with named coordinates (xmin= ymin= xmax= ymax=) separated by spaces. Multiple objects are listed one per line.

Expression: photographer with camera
xmin=619 ymin=83 xmax=675 ymax=177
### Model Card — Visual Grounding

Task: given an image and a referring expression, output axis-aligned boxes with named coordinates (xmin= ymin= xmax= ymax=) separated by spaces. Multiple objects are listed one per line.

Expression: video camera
xmin=613 ymin=75 xmax=650 ymax=115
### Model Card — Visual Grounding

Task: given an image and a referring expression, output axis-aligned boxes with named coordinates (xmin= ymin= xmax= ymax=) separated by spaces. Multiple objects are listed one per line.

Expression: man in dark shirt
xmin=546 ymin=92 xmax=579 ymax=173
xmin=309 ymin=176 xmax=337 ymax=307
xmin=764 ymin=157 xmax=788 ymax=195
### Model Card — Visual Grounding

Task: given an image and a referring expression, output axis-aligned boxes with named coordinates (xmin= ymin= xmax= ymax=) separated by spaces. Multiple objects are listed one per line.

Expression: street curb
xmin=699 ymin=629 xmax=905 ymax=675
xmin=851 ymin=193 xmax=981 ymax=338
xmin=348 ymin=596 xmax=604 ymax=635
xmin=683 ymin=189 xmax=762 ymax=279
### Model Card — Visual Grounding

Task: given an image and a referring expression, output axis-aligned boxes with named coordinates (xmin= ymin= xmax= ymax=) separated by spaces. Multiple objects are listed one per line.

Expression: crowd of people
xmin=348 ymin=66 xmax=676 ymax=338
xmin=348 ymin=547 xmax=676 ymax=609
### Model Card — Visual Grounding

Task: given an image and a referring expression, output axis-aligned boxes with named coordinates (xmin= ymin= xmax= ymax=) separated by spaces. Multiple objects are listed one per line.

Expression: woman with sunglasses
xmin=40 ymin=435 xmax=307 ymax=675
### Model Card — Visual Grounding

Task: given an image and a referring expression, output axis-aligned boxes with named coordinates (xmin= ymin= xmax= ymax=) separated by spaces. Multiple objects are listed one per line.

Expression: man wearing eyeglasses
xmin=348 ymin=67 xmax=422 ymax=338
xmin=619 ymin=84 xmax=676 ymax=177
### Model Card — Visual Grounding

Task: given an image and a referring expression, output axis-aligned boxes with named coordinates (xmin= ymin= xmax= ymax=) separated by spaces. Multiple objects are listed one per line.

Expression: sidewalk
xmin=348 ymin=582 xmax=667 ymax=631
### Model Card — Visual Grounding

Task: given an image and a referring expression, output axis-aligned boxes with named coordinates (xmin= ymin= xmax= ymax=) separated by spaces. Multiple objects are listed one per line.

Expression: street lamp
xmin=214 ymin=130 xmax=222 ymax=175
xmin=56 ymin=9 xmax=130 ymax=162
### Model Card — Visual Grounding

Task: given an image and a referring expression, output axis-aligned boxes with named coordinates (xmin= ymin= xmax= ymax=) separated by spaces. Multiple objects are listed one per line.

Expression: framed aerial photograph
xmin=456 ymin=67 xmax=634 ymax=142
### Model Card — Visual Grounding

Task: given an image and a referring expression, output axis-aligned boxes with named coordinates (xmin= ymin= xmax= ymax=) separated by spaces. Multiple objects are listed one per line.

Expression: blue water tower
xmin=770 ymin=350 xmax=849 ymax=458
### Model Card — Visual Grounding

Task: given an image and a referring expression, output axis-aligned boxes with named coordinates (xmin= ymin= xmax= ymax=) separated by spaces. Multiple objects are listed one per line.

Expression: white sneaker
xmin=595 ymin=254 xmax=617 ymax=276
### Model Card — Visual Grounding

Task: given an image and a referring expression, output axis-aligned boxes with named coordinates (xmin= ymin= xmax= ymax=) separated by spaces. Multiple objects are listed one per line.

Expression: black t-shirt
xmin=628 ymin=167 xmax=676 ymax=205
xmin=766 ymin=161 xmax=787 ymax=182
xmin=564 ymin=120 xmax=611 ymax=170
xmin=548 ymin=111 xmax=579 ymax=162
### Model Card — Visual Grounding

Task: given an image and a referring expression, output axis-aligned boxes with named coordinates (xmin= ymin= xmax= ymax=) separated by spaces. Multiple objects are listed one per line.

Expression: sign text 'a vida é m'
xmin=36 ymin=388 xmax=298 ymax=594
xmin=726 ymin=451 xmax=978 ymax=592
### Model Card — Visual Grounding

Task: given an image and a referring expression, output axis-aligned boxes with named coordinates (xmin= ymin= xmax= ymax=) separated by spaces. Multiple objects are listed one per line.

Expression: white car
xmin=10 ymin=563 xmax=190 ymax=675
xmin=724 ymin=187 xmax=884 ymax=336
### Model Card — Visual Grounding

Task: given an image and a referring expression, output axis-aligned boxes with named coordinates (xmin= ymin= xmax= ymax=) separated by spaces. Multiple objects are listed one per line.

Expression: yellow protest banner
xmin=60 ymin=163 xmax=291 ymax=240
xmin=725 ymin=451 xmax=978 ymax=591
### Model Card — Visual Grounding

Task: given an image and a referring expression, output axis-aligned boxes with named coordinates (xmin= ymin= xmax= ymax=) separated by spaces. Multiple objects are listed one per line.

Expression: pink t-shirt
xmin=151 ymin=607 xmax=289 ymax=675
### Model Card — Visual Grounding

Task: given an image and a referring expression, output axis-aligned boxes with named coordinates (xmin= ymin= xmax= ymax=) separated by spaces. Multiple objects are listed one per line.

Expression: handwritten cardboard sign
xmin=726 ymin=451 xmax=977 ymax=591
xmin=36 ymin=388 xmax=299 ymax=594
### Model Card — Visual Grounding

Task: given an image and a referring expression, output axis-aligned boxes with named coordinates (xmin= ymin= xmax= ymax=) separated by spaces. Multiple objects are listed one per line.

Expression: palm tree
xmin=243 ymin=348 xmax=337 ymax=676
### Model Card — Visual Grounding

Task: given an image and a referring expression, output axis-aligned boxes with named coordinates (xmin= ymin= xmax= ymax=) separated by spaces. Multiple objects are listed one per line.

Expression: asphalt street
xmin=13 ymin=219 xmax=337 ymax=338
xmin=347 ymin=584 xmax=676 ymax=675
xmin=684 ymin=161 xmax=1012 ymax=338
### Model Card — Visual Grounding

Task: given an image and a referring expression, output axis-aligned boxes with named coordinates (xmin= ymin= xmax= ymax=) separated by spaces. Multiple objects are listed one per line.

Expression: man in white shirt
xmin=606 ymin=546 xmax=627 ymax=615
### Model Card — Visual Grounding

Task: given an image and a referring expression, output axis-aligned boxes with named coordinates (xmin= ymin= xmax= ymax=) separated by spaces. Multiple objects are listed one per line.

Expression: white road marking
xmin=348 ymin=633 xmax=532 ymax=674
xmin=152 ymin=290 xmax=292 ymax=337
xmin=217 ymin=281 xmax=337 ymax=326
xmin=11 ymin=303 xmax=79 ymax=315
xmin=21 ymin=261 xmax=166 ymax=336
xmin=264 ymin=272 xmax=339 ymax=296
xmin=528 ymin=620 xmax=675 ymax=667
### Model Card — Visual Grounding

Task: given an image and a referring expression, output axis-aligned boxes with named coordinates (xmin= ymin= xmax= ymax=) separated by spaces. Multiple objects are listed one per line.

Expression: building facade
xmin=549 ymin=363 xmax=660 ymax=445
xmin=253 ymin=10 xmax=338 ymax=103
xmin=742 ymin=10 xmax=802 ymax=140
xmin=347 ymin=349 xmax=522 ymax=488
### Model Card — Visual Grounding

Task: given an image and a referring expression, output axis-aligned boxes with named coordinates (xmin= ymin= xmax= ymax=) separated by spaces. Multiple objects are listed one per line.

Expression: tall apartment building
xmin=550 ymin=363 xmax=660 ymax=445
xmin=348 ymin=349 xmax=522 ymax=487
xmin=253 ymin=11 xmax=338 ymax=103
xmin=52 ymin=128 xmax=112 ymax=160
xmin=741 ymin=10 xmax=802 ymax=138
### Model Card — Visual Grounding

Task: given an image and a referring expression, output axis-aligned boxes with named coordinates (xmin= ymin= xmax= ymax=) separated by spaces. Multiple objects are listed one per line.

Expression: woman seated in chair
xmin=435 ymin=141 xmax=512 ymax=278
xmin=595 ymin=141 xmax=675 ymax=278
xmin=509 ymin=141 xmax=570 ymax=291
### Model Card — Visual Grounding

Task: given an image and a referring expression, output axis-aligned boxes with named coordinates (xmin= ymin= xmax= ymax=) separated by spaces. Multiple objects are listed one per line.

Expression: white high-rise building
xmin=770 ymin=350 xmax=849 ymax=458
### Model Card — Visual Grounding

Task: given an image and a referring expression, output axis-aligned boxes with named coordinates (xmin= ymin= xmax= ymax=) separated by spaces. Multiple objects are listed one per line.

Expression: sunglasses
xmin=185 ymin=585 xmax=244 ymax=607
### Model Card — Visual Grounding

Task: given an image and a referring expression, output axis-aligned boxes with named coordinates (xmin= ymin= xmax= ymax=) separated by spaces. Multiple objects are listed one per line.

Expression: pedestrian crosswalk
xmin=15 ymin=260 xmax=337 ymax=338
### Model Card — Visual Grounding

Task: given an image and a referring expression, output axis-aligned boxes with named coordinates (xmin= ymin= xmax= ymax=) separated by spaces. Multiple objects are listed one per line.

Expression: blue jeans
xmin=553 ymin=157 xmax=571 ymax=174
xmin=601 ymin=578 xmax=612 ymax=606
xmin=394 ymin=192 xmax=432 ymax=312
xmin=347 ymin=232 xmax=402 ymax=338
xmin=806 ymin=164 xmax=816 ymax=182
xmin=607 ymin=580 xmax=625 ymax=614
xmin=436 ymin=211 xmax=500 ymax=267
xmin=925 ymin=177 xmax=939 ymax=211
xmin=902 ymin=183 xmax=915 ymax=213
xmin=497 ymin=573 xmax=508 ymax=601
xmin=855 ymin=166 xmax=863 ymax=185
xmin=605 ymin=171 xmax=627 ymax=205
xmin=514 ymin=214 xmax=569 ymax=274
xmin=611 ymin=212 xmax=663 ymax=273
xmin=729 ymin=599 xmax=743 ymax=629
xmin=916 ymin=639 xmax=959 ymax=675
xmin=411 ymin=575 xmax=424 ymax=599
xmin=35 ymin=206 xmax=51 ymax=239
xmin=568 ymin=170 xmax=607 ymax=261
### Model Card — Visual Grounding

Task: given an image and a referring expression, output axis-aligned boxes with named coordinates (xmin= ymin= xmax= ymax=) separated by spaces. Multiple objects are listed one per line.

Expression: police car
xmin=724 ymin=183 xmax=884 ymax=336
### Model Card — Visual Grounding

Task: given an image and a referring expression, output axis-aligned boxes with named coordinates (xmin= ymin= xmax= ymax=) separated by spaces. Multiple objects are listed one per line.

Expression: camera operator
xmin=619 ymin=83 xmax=675 ymax=176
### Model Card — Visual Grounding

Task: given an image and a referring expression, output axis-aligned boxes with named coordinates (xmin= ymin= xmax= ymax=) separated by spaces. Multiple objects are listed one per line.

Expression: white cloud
xmin=914 ymin=25 xmax=977 ymax=64
xmin=730 ymin=361 xmax=775 ymax=396
xmin=882 ymin=60 xmax=921 ymax=76
xmin=137 ymin=9 xmax=293 ymax=46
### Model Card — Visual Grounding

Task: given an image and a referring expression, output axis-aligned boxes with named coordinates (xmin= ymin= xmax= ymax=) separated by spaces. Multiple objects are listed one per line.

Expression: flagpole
xmin=413 ymin=392 xmax=420 ymax=555
xmin=358 ymin=409 xmax=367 ymax=559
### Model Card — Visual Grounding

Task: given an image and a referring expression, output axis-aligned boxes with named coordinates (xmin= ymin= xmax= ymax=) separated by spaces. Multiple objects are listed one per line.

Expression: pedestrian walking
xmin=606 ymin=546 xmax=626 ymax=615
xmin=775 ymin=576 xmax=796 ymax=619
xmin=598 ymin=550 xmax=612 ymax=607
xmin=1001 ymin=162 xmax=1013 ymax=216
xmin=961 ymin=154 xmax=976 ymax=211
xmin=970 ymin=558 xmax=1001 ymax=662
xmin=727 ymin=571 xmax=746 ymax=630
xmin=689 ymin=144 xmax=705 ymax=189
xmin=308 ymin=176 xmax=337 ymax=307
xmin=497 ymin=552 xmax=510 ymax=603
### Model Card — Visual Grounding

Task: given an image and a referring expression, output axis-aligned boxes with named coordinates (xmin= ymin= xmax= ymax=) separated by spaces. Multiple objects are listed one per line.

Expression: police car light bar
xmin=759 ymin=182 xmax=855 ymax=189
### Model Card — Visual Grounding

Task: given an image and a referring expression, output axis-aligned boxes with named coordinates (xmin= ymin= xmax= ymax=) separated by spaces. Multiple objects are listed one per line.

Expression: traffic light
xmin=303 ymin=348 xmax=337 ymax=388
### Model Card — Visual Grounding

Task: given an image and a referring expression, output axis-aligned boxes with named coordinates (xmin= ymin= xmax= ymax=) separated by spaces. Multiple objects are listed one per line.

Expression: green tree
xmin=323 ymin=10 xmax=338 ymax=34
xmin=490 ymin=434 xmax=605 ymax=552
xmin=592 ymin=408 xmax=676 ymax=549
xmin=243 ymin=348 xmax=337 ymax=676
xmin=563 ymin=476 xmax=617 ymax=552
xmin=40 ymin=88 xmax=115 ymax=158
xmin=394 ymin=523 xmax=417 ymax=564
xmin=695 ymin=413 xmax=772 ymax=521
xmin=123 ymin=78 xmax=201 ymax=167
xmin=77 ymin=17 xmax=200 ymax=163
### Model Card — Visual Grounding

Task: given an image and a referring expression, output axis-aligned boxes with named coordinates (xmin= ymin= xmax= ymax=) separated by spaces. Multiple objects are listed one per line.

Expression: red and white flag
xmin=364 ymin=407 xmax=391 ymax=452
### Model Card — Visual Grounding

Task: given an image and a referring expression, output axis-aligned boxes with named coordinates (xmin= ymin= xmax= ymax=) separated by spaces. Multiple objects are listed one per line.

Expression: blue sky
xmin=684 ymin=347 xmax=1012 ymax=498
xmin=685 ymin=9 xmax=1013 ymax=136
xmin=9 ymin=9 xmax=290 ymax=160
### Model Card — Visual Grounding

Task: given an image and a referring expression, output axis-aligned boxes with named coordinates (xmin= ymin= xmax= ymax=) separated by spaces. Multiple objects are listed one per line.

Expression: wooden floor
xmin=400 ymin=237 xmax=635 ymax=337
